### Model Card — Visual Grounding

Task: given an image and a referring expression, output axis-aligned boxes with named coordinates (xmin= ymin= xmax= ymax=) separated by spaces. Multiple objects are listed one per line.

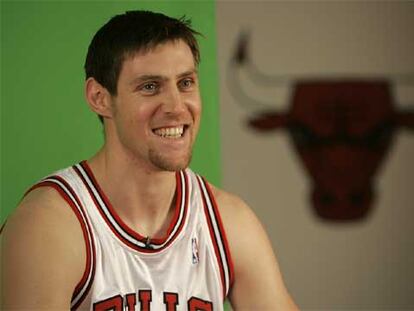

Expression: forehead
xmin=119 ymin=40 xmax=196 ymax=79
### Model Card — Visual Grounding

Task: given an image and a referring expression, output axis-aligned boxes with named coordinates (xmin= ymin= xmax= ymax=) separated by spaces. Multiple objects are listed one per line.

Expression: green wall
xmin=1 ymin=1 xmax=221 ymax=224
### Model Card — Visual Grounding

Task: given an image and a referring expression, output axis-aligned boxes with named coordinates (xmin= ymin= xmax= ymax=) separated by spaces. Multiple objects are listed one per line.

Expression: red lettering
xmin=188 ymin=297 xmax=213 ymax=311
xmin=163 ymin=292 xmax=179 ymax=311
xmin=93 ymin=291 xmax=213 ymax=311
xmin=125 ymin=293 xmax=136 ymax=311
xmin=93 ymin=295 xmax=123 ymax=311
xmin=139 ymin=290 xmax=152 ymax=311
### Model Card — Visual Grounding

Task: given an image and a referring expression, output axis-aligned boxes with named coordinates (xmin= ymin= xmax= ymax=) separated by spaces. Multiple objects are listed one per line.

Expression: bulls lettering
xmin=163 ymin=292 xmax=179 ymax=310
xmin=93 ymin=290 xmax=212 ymax=310
xmin=125 ymin=293 xmax=136 ymax=311
xmin=93 ymin=295 xmax=122 ymax=311
xmin=188 ymin=297 xmax=213 ymax=311
xmin=139 ymin=290 xmax=152 ymax=311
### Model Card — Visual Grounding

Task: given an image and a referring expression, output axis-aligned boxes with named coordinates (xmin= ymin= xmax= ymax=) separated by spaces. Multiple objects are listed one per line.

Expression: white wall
xmin=217 ymin=2 xmax=414 ymax=309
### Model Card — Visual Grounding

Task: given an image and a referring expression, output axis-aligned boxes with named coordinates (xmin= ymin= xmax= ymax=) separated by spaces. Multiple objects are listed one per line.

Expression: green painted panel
xmin=1 ymin=1 xmax=221 ymax=223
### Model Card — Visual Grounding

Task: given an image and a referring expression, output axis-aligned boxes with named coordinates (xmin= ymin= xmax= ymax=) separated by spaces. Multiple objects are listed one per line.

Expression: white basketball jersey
xmin=29 ymin=161 xmax=234 ymax=311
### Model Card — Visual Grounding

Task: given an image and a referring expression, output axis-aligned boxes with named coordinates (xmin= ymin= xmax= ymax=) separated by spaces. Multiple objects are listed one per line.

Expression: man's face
xmin=107 ymin=39 xmax=201 ymax=171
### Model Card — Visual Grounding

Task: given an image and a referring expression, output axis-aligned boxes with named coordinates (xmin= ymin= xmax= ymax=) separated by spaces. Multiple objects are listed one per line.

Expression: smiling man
xmin=1 ymin=11 xmax=298 ymax=310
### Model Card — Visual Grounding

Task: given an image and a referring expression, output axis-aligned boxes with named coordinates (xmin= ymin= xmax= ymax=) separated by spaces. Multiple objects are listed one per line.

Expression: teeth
xmin=154 ymin=126 xmax=184 ymax=138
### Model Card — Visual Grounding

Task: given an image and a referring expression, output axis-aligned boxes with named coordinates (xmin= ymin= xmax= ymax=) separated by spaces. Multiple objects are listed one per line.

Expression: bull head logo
xmin=230 ymin=32 xmax=414 ymax=222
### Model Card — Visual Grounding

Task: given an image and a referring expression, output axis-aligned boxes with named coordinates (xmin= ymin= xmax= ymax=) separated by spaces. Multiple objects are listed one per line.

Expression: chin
xmin=149 ymin=150 xmax=192 ymax=172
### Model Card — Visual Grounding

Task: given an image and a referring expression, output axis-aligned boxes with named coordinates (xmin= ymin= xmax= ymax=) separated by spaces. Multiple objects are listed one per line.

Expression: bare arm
xmin=1 ymin=187 xmax=85 ymax=310
xmin=213 ymin=187 xmax=298 ymax=310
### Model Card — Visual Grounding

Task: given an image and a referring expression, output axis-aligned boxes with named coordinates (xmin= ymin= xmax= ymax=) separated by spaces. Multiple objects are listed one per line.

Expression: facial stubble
xmin=148 ymin=147 xmax=193 ymax=172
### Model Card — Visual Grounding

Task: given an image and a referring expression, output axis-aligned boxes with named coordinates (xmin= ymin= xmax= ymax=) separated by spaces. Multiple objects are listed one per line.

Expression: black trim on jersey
xmin=196 ymin=175 xmax=233 ymax=300
xmin=74 ymin=162 xmax=189 ymax=253
xmin=201 ymin=176 xmax=234 ymax=287
xmin=198 ymin=179 xmax=227 ymax=298
xmin=30 ymin=175 xmax=96 ymax=311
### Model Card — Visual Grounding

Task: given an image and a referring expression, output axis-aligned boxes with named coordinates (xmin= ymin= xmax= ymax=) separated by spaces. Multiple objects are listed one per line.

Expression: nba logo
xmin=192 ymin=237 xmax=199 ymax=264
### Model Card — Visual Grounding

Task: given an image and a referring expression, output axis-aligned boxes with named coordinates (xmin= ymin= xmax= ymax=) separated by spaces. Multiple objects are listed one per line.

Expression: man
xmin=1 ymin=11 xmax=298 ymax=310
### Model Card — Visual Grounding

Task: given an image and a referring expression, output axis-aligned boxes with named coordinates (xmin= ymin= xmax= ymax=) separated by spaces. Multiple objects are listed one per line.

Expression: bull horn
xmin=233 ymin=30 xmax=249 ymax=65
xmin=231 ymin=32 xmax=414 ymax=86
xmin=230 ymin=31 xmax=294 ymax=87
xmin=228 ymin=30 xmax=291 ymax=113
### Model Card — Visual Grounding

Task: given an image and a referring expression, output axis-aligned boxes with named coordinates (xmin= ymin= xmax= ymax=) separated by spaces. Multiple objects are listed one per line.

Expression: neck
xmin=87 ymin=147 xmax=178 ymax=239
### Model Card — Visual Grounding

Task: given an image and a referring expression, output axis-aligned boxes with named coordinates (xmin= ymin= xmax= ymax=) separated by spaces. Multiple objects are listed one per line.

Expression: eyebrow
xmin=130 ymin=69 xmax=198 ymax=85
xmin=177 ymin=69 xmax=198 ymax=79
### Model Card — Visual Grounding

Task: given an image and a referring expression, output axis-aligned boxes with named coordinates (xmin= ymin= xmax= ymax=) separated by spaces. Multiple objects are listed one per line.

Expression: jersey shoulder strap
xmin=25 ymin=167 xmax=96 ymax=310
xmin=195 ymin=174 xmax=235 ymax=299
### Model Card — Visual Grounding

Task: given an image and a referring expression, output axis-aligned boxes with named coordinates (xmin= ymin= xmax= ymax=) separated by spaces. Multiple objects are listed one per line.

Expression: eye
xmin=139 ymin=82 xmax=159 ymax=94
xmin=179 ymin=78 xmax=195 ymax=90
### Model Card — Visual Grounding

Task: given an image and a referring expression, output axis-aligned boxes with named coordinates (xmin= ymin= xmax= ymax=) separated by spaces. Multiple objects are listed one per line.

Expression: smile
xmin=153 ymin=125 xmax=187 ymax=139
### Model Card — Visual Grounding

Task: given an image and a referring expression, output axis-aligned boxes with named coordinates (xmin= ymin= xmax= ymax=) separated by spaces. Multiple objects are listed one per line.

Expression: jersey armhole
xmin=196 ymin=175 xmax=235 ymax=300
xmin=26 ymin=177 xmax=95 ymax=310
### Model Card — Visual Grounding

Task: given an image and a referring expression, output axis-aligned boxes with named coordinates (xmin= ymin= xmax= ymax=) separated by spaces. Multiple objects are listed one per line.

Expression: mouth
xmin=152 ymin=125 xmax=189 ymax=139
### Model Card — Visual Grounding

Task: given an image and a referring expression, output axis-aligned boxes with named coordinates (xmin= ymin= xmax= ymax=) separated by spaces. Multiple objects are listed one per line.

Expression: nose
xmin=161 ymin=85 xmax=186 ymax=114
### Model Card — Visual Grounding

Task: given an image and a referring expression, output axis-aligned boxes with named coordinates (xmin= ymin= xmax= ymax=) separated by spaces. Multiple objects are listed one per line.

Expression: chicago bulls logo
xmin=230 ymin=32 xmax=414 ymax=221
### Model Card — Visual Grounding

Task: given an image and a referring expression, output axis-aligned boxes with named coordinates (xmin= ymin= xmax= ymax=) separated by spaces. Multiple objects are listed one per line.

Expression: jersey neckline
xmin=74 ymin=161 xmax=189 ymax=253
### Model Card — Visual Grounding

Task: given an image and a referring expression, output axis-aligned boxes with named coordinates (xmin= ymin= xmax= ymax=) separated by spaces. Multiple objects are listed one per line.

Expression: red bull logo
xmin=230 ymin=32 xmax=414 ymax=221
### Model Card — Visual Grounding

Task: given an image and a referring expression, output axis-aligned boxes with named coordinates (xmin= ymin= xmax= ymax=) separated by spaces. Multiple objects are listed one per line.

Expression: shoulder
xmin=2 ymin=185 xmax=86 ymax=268
xmin=4 ymin=185 xmax=83 ymax=242
xmin=1 ymin=185 xmax=86 ymax=308
xmin=208 ymin=183 xmax=262 ymax=240
xmin=206 ymin=182 xmax=299 ymax=310
xmin=204 ymin=182 xmax=266 ymax=267
xmin=2 ymin=183 xmax=86 ymax=262
xmin=197 ymin=178 xmax=260 ymax=249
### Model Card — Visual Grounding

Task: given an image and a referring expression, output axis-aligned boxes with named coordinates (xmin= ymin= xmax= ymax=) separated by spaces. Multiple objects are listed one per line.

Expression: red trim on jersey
xmin=76 ymin=161 xmax=189 ymax=253
xmin=26 ymin=178 xmax=95 ymax=310
xmin=196 ymin=177 xmax=227 ymax=300
xmin=202 ymin=177 xmax=235 ymax=288
xmin=73 ymin=164 xmax=151 ymax=253
xmin=81 ymin=161 xmax=148 ymax=243
xmin=72 ymin=164 xmax=125 ymax=246
xmin=147 ymin=171 xmax=183 ymax=245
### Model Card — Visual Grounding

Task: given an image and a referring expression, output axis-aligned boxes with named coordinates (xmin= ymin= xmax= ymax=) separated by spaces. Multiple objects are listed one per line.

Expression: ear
xmin=85 ymin=77 xmax=113 ymax=119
